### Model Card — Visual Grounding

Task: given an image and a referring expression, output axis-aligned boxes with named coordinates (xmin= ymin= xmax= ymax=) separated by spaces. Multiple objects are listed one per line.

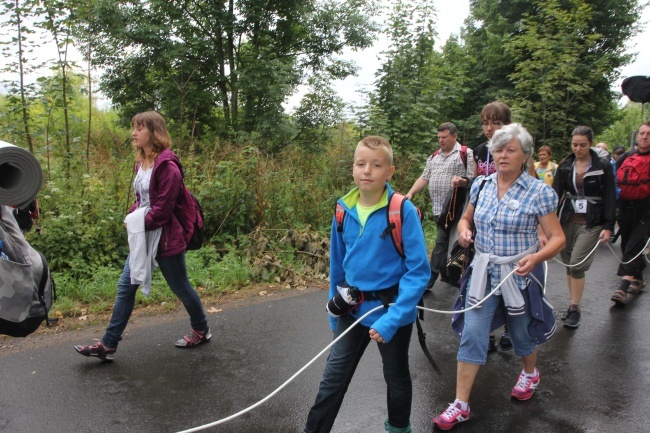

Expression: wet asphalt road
xmin=1 ymin=243 xmax=649 ymax=433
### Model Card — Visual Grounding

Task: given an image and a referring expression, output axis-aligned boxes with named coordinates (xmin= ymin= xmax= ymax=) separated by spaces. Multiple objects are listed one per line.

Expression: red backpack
xmin=335 ymin=192 xmax=423 ymax=258
xmin=617 ymin=152 xmax=650 ymax=201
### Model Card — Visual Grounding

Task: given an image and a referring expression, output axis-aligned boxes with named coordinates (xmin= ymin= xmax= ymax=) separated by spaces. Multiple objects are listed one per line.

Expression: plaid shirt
xmin=421 ymin=142 xmax=475 ymax=215
xmin=470 ymin=172 xmax=558 ymax=290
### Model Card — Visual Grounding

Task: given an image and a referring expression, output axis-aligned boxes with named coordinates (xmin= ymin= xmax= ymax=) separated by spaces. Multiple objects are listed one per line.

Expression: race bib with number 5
xmin=573 ymin=199 xmax=587 ymax=214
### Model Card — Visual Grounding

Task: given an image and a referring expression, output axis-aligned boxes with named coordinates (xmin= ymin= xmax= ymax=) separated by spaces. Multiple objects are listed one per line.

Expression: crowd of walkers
xmin=69 ymin=109 xmax=649 ymax=433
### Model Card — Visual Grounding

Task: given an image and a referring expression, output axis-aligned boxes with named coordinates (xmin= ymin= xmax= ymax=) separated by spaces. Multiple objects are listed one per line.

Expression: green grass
xmin=50 ymin=246 xmax=253 ymax=317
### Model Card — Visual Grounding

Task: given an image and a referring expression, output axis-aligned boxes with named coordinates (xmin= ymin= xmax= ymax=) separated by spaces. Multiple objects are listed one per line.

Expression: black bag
xmin=436 ymin=187 xmax=467 ymax=230
xmin=446 ymin=241 xmax=475 ymax=288
xmin=0 ymin=205 xmax=56 ymax=337
xmin=443 ymin=179 xmax=488 ymax=288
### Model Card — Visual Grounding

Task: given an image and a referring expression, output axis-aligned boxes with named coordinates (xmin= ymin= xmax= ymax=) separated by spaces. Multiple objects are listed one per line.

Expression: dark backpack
xmin=0 ymin=205 xmax=56 ymax=337
xmin=177 ymin=186 xmax=204 ymax=251
xmin=186 ymin=192 xmax=204 ymax=250
xmin=334 ymin=192 xmax=423 ymax=258
xmin=617 ymin=152 xmax=650 ymax=201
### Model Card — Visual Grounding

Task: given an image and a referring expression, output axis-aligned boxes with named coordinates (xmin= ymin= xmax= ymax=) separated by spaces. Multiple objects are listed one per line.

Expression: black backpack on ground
xmin=0 ymin=205 xmax=56 ymax=337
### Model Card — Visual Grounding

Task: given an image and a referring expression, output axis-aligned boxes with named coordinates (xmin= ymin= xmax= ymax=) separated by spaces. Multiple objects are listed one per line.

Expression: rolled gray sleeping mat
xmin=0 ymin=141 xmax=43 ymax=209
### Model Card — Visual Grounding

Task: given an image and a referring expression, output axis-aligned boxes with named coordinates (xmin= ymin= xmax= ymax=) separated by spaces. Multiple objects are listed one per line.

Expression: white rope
xmin=174 ymin=261 xmax=545 ymax=433
xmin=551 ymin=240 xmax=601 ymax=268
xmin=174 ymin=229 xmax=650 ymax=432
xmin=173 ymin=305 xmax=386 ymax=433
xmin=604 ymin=236 xmax=650 ymax=265
xmin=418 ymin=267 xmax=518 ymax=314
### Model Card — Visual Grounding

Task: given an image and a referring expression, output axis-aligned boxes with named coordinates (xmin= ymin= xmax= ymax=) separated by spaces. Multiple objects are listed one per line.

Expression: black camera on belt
xmin=326 ymin=284 xmax=362 ymax=318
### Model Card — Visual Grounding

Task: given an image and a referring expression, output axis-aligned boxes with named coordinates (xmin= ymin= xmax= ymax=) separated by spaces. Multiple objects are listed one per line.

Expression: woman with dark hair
xmin=552 ymin=126 xmax=616 ymax=328
xmin=74 ymin=111 xmax=210 ymax=361
xmin=473 ymin=102 xmax=511 ymax=177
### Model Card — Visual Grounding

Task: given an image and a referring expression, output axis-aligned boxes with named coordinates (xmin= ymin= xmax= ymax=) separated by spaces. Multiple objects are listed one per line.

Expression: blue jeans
xmin=457 ymin=287 xmax=535 ymax=365
xmin=303 ymin=314 xmax=413 ymax=433
xmin=102 ymin=253 xmax=208 ymax=348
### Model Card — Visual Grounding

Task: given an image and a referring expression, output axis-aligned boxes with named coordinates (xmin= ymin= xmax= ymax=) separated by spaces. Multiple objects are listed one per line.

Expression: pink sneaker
xmin=511 ymin=368 xmax=540 ymax=400
xmin=433 ymin=402 xmax=470 ymax=430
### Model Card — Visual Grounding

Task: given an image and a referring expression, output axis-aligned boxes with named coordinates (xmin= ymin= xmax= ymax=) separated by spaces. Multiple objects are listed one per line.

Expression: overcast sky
xmin=1 ymin=1 xmax=648 ymax=111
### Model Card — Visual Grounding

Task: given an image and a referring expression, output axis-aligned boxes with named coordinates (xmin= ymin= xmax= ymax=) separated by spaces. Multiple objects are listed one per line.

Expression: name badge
xmin=573 ymin=199 xmax=587 ymax=214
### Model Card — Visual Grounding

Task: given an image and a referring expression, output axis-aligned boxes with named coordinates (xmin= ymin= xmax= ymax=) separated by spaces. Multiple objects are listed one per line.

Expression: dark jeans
xmin=617 ymin=203 xmax=650 ymax=279
xmin=303 ymin=314 xmax=413 ymax=433
xmin=102 ymin=253 xmax=208 ymax=348
xmin=429 ymin=220 xmax=451 ymax=286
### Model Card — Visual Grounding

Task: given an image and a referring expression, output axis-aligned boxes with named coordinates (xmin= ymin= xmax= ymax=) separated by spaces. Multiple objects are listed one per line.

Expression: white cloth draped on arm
xmin=124 ymin=207 xmax=161 ymax=296
xmin=467 ymin=243 xmax=538 ymax=315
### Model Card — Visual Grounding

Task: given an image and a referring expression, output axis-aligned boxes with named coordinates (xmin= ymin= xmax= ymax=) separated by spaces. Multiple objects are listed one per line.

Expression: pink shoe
xmin=433 ymin=402 xmax=470 ymax=430
xmin=511 ymin=368 xmax=540 ymax=400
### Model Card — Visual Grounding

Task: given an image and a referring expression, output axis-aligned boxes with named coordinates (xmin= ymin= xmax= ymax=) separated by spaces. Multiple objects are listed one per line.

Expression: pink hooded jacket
xmin=129 ymin=148 xmax=198 ymax=258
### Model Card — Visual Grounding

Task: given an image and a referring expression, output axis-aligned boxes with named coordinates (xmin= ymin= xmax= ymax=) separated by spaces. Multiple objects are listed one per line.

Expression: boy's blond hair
xmin=357 ymin=136 xmax=394 ymax=166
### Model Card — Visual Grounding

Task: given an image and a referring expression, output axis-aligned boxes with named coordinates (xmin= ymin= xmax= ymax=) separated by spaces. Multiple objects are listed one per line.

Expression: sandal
xmin=627 ymin=279 xmax=645 ymax=294
xmin=175 ymin=328 xmax=212 ymax=348
xmin=611 ymin=290 xmax=627 ymax=306
xmin=74 ymin=341 xmax=116 ymax=361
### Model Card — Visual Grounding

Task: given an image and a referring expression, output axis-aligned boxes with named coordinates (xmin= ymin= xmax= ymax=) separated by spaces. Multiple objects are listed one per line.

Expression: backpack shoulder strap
xmin=460 ymin=145 xmax=468 ymax=168
xmin=433 ymin=147 xmax=467 ymax=168
xmin=334 ymin=202 xmax=345 ymax=233
xmin=386 ymin=193 xmax=406 ymax=258
xmin=386 ymin=192 xmax=424 ymax=258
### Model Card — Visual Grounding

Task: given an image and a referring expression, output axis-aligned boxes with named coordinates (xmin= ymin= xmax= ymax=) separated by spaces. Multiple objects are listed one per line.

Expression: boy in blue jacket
xmin=301 ymin=136 xmax=430 ymax=433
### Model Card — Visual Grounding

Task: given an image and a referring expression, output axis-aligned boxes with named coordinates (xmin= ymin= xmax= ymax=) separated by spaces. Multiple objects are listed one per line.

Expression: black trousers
xmin=617 ymin=201 xmax=650 ymax=279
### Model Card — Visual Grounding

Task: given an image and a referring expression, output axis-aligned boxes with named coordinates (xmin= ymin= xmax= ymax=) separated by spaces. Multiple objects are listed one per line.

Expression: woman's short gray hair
xmin=489 ymin=123 xmax=534 ymax=159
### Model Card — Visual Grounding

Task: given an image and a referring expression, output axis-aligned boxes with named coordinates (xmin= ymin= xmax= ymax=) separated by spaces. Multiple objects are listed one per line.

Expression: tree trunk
xmin=215 ymin=20 xmax=232 ymax=129
xmin=227 ymin=0 xmax=237 ymax=128
xmin=16 ymin=0 xmax=34 ymax=154
xmin=86 ymin=2 xmax=93 ymax=174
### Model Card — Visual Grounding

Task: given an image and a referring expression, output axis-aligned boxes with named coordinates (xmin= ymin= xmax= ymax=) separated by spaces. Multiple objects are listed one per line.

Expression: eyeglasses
xmin=481 ymin=120 xmax=503 ymax=127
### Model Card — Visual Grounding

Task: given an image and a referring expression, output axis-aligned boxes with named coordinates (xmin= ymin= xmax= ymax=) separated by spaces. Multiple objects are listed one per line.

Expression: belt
xmin=350 ymin=284 xmax=399 ymax=308
xmin=565 ymin=192 xmax=602 ymax=204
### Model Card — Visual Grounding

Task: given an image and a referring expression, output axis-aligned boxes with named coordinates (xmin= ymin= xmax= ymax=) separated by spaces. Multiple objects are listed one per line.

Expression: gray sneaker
xmin=564 ymin=309 xmax=581 ymax=328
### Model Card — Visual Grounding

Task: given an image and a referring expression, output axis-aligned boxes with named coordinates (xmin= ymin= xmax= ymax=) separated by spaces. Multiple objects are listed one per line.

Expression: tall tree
xmin=292 ymin=74 xmax=345 ymax=150
xmin=366 ymin=0 xmax=440 ymax=153
xmin=37 ymin=0 xmax=83 ymax=177
xmin=79 ymin=0 xmax=378 ymax=149
xmin=459 ymin=0 xmax=642 ymax=149
xmin=0 ymin=0 xmax=41 ymax=153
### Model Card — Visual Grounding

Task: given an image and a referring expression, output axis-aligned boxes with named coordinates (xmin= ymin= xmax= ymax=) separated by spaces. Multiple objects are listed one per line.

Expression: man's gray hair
xmin=489 ymin=123 xmax=534 ymax=159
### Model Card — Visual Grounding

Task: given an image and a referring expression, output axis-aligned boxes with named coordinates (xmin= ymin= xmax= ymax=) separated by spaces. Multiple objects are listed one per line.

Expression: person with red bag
xmin=610 ymin=121 xmax=650 ymax=304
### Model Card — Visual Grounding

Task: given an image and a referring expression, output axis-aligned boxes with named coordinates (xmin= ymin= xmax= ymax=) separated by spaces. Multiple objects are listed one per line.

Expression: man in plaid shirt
xmin=406 ymin=122 xmax=474 ymax=289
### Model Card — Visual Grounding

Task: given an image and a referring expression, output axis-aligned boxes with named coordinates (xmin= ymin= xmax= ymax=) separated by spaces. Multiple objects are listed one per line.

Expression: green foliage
xmin=27 ymin=170 xmax=130 ymax=278
xmin=596 ymin=102 xmax=648 ymax=149
xmin=292 ymin=75 xmax=346 ymax=150
xmin=0 ymin=0 xmax=646 ymax=320
xmin=79 ymin=0 xmax=378 ymax=147
xmin=365 ymin=0 xmax=441 ymax=153
xmin=459 ymin=0 xmax=642 ymax=149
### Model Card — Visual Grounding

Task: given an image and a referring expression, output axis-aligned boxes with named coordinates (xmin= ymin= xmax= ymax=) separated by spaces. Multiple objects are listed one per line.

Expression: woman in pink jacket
xmin=74 ymin=111 xmax=210 ymax=361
